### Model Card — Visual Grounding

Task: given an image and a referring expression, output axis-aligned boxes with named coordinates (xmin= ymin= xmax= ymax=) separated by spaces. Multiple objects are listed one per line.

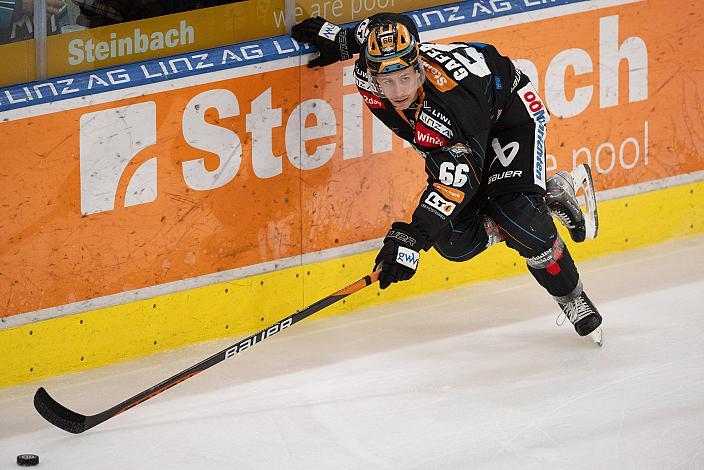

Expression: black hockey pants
xmin=431 ymin=192 xmax=579 ymax=299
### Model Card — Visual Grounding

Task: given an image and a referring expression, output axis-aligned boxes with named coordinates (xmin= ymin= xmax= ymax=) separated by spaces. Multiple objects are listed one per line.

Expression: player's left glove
xmin=375 ymin=222 xmax=426 ymax=290
xmin=291 ymin=17 xmax=354 ymax=67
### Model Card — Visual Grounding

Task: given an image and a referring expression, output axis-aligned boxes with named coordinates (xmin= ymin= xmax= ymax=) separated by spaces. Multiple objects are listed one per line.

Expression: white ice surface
xmin=2 ymin=236 xmax=704 ymax=469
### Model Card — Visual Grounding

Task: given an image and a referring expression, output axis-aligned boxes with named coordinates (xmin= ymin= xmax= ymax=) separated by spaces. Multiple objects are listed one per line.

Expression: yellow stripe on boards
xmin=1 ymin=182 xmax=702 ymax=388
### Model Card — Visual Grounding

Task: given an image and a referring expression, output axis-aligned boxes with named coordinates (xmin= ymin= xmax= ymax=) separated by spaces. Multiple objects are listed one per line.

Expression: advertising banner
xmin=1 ymin=0 xmax=702 ymax=320
xmin=0 ymin=0 xmax=447 ymax=87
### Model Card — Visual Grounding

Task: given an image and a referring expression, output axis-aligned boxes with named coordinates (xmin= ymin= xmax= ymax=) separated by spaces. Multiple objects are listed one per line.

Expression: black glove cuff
xmin=344 ymin=26 xmax=362 ymax=57
xmin=384 ymin=222 xmax=426 ymax=251
xmin=339 ymin=27 xmax=354 ymax=60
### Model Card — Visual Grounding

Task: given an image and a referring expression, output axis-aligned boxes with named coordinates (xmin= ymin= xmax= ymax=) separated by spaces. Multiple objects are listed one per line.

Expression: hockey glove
xmin=291 ymin=17 xmax=354 ymax=67
xmin=375 ymin=222 xmax=426 ymax=290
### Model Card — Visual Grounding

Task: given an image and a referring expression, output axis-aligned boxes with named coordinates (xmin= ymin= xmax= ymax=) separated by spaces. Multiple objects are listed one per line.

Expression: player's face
xmin=375 ymin=69 xmax=421 ymax=109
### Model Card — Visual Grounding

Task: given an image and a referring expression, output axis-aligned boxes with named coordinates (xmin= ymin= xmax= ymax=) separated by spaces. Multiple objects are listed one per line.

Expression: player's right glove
xmin=375 ymin=222 xmax=426 ymax=290
xmin=291 ymin=17 xmax=354 ymax=67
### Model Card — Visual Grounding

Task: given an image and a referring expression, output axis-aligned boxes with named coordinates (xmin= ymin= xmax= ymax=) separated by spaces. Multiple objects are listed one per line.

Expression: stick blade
xmin=34 ymin=387 xmax=89 ymax=434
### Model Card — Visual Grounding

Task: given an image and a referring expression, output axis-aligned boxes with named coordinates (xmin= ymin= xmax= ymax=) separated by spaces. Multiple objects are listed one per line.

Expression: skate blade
xmin=571 ymin=164 xmax=599 ymax=240
xmin=589 ymin=327 xmax=603 ymax=347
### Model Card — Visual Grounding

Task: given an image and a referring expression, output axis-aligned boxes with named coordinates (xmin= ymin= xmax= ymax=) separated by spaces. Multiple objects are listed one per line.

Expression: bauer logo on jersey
xmin=360 ymin=90 xmax=385 ymax=109
xmin=419 ymin=112 xmax=452 ymax=138
xmin=424 ymin=191 xmax=456 ymax=216
xmin=396 ymin=246 xmax=419 ymax=270
xmin=488 ymin=170 xmax=523 ymax=184
xmin=491 ymin=138 xmax=520 ymax=167
xmin=318 ymin=22 xmax=341 ymax=41
xmin=415 ymin=123 xmax=449 ymax=148
xmin=518 ymin=83 xmax=549 ymax=190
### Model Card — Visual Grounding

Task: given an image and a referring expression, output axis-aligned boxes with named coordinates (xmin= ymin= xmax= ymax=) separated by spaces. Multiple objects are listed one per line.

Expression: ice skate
xmin=483 ymin=216 xmax=504 ymax=247
xmin=546 ymin=164 xmax=598 ymax=242
xmin=557 ymin=291 xmax=603 ymax=347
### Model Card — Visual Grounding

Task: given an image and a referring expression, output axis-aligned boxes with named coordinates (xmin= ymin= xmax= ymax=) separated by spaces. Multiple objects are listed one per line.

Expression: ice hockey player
xmin=291 ymin=14 xmax=603 ymax=345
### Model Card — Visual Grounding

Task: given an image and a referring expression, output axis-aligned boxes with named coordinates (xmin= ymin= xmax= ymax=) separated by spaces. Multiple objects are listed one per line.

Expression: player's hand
xmin=375 ymin=222 xmax=425 ymax=289
xmin=291 ymin=16 xmax=352 ymax=67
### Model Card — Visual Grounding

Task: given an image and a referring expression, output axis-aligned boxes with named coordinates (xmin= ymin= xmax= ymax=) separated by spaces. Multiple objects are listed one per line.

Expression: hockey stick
xmin=34 ymin=270 xmax=380 ymax=434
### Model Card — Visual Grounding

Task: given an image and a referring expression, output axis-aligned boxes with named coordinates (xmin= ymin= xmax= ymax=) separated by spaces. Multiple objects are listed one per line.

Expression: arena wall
xmin=1 ymin=0 xmax=702 ymax=387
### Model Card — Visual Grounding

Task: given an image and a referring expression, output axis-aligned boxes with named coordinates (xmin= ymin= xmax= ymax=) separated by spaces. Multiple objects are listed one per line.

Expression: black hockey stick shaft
xmin=34 ymin=271 xmax=380 ymax=434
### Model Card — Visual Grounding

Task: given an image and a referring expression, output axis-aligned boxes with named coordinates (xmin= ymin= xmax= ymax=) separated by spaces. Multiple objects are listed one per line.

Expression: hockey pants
xmin=431 ymin=192 xmax=580 ymax=300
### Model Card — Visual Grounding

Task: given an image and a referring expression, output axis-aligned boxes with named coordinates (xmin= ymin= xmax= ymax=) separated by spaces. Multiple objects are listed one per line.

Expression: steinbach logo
xmin=80 ymin=102 xmax=158 ymax=216
xmin=415 ymin=122 xmax=449 ymax=148
xmin=421 ymin=59 xmax=457 ymax=92
xmin=432 ymin=182 xmax=465 ymax=203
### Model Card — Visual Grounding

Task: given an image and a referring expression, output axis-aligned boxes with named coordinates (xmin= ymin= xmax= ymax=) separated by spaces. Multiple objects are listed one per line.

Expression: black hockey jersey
xmin=353 ymin=37 xmax=518 ymax=246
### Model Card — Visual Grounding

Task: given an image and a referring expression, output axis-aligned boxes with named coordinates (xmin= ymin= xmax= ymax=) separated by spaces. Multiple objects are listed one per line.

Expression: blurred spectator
xmin=73 ymin=0 xmax=245 ymax=28
xmin=0 ymin=0 xmax=244 ymax=43
xmin=1 ymin=0 xmax=71 ymax=43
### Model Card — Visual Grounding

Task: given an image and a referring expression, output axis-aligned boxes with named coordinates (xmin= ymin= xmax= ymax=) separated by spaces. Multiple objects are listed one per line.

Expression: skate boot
xmin=546 ymin=164 xmax=598 ymax=242
xmin=557 ymin=290 xmax=603 ymax=346
xmin=483 ymin=216 xmax=504 ymax=248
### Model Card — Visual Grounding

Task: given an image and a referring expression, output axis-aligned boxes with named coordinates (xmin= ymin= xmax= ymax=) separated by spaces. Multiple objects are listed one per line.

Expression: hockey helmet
xmin=365 ymin=21 xmax=422 ymax=76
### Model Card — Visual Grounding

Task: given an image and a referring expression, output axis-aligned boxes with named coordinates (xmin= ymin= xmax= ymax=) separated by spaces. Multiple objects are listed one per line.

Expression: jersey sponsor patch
xmin=419 ymin=112 xmax=452 ymax=138
xmin=360 ymin=90 xmax=385 ymax=109
xmin=424 ymin=191 xmax=456 ymax=216
xmin=445 ymin=143 xmax=472 ymax=159
xmin=421 ymin=59 xmax=458 ymax=93
xmin=415 ymin=122 xmax=449 ymax=148
xmin=396 ymin=246 xmax=419 ymax=270
xmin=354 ymin=66 xmax=377 ymax=93
xmin=432 ymin=183 xmax=465 ymax=203
xmin=518 ymin=83 xmax=549 ymax=189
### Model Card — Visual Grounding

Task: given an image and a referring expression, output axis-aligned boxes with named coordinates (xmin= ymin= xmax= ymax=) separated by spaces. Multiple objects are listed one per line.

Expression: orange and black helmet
xmin=365 ymin=22 xmax=420 ymax=75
